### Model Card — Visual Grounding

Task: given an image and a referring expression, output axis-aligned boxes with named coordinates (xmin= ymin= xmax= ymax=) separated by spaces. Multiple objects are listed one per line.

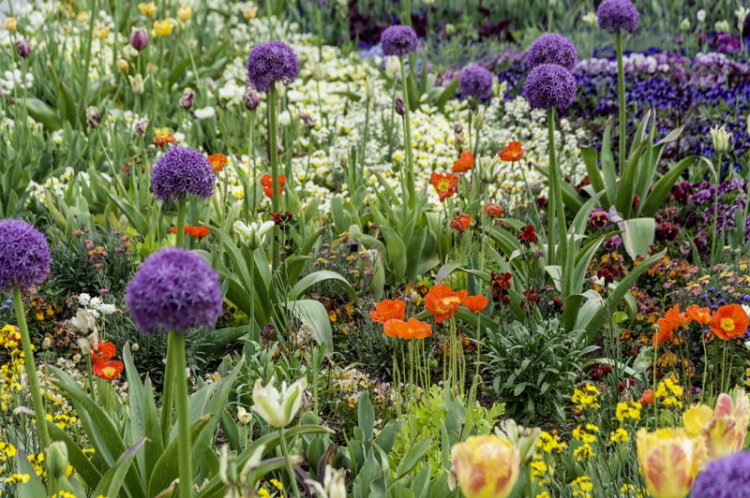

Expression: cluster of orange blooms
xmin=654 ymin=303 xmax=749 ymax=347
xmin=370 ymin=284 xmax=488 ymax=340
xmin=260 ymin=173 xmax=286 ymax=199
xmin=170 ymin=224 xmax=210 ymax=239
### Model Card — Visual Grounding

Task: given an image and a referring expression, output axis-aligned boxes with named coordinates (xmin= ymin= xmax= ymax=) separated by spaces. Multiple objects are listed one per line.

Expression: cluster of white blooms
xmin=78 ymin=293 xmax=118 ymax=317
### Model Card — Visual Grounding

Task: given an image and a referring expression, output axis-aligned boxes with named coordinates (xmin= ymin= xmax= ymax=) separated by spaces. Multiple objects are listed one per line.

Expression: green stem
xmin=170 ymin=332 xmax=193 ymax=498
xmin=268 ymin=86 xmax=281 ymax=268
xmin=279 ymin=426 xmax=301 ymax=498
xmin=710 ymin=153 xmax=722 ymax=265
xmin=13 ymin=288 xmax=50 ymax=450
xmin=616 ymin=30 xmax=627 ymax=172
xmin=176 ymin=197 xmax=187 ymax=248
xmin=547 ymin=109 xmax=566 ymax=265
xmin=160 ymin=332 xmax=177 ymax=443
xmin=399 ymin=57 xmax=415 ymax=208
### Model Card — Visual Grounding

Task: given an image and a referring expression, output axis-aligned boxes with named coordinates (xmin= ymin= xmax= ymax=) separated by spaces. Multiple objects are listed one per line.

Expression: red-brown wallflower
xmin=425 ymin=284 xmax=467 ymax=323
xmin=93 ymin=360 xmax=124 ymax=381
xmin=430 ymin=172 xmax=459 ymax=202
xmin=452 ymin=150 xmax=475 ymax=173
xmin=464 ymin=295 xmax=488 ymax=313
xmin=519 ymin=224 xmax=538 ymax=245
xmin=451 ymin=215 xmax=472 ymax=233
xmin=498 ymin=141 xmax=524 ymax=162
xmin=484 ymin=203 xmax=504 ymax=218
xmin=208 ymin=153 xmax=227 ymax=173
xmin=260 ymin=173 xmax=286 ymax=199
xmin=709 ymin=304 xmax=750 ymax=340
xmin=369 ymin=299 xmax=406 ymax=324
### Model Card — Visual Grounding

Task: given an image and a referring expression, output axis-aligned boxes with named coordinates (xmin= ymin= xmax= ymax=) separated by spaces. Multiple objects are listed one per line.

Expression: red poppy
xmin=430 ymin=172 xmax=459 ymax=202
xmin=91 ymin=340 xmax=116 ymax=363
xmin=208 ymin=153 xmax=227 ymax=173
xmin=369 ymin=299 xmax=406 ymax=324
xmin=93 ymin=360 xmax=124 ymax=381
xmin=383 ymin=318 xmax=432 ymax=340
xmin=484 ymin=203 xmax=504 ymax=218
xmin=424 ymin=284 xmax=467 ymax=323
xmin=464 ymin=295 xmax=488 ymax=313
xmin=260 ymin=174 xmax=286 ymax=199
xmin=519 ymin=224 xmax=538 ymax=245
xmin=709 ymin=304 xmax=750 ymax=340
xmin=451 ymin=214 xmax=472 ymax=233
xmin=499 ymin=141 xmax=524 ymax=162
xmin=451 ymin=150 xmax=475 ymax=173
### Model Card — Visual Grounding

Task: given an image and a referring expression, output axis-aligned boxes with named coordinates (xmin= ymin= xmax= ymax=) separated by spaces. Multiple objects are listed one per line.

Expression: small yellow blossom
xmin=153 ymin=19 xmax=174 ymax=37
xmin=138 ymin=2 xmax=157 ymax=16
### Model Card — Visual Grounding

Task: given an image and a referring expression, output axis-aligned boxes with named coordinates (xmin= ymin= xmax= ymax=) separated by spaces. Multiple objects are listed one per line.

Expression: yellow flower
xmin=570 ymin=476 xmax=593 ymax=498
xmin=610 ymin=428 xmax=629 ymax=444
xmin=138 ymin=2 xmax=157 ymax=16
xmin=451 ymin=435 xmax=520 ymax=498
xmin=153 ymin=19 xmax=174 ymax=37
xmin=616 ymin=401 xmax=642 ymax=423
xmin=571 ymin=383 xmax=600 ymax=411
xmin=683 ymin=389 xmax=750 ymax=461
xmin=177 ymin=5 xmax=192 ymax=22
xmin=636 ymin=428 xmax=703 ymax=498
xmin=4 ymin=18 xmax=16 ymax=31
xmin=572 ymin=424 xmax=599 ymax=443
xmin=573 ymin=443 xmax=595 ymax=461
xmin=93 ymin=25 xmax=110 ymax=40
xmin=77 ymin=11 xmax=90 ymax=23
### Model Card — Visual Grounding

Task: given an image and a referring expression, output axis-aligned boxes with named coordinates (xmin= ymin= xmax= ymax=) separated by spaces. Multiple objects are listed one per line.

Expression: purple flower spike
xmin=152 ymin=147 xmax=216 ymax=202
xmin=523 ymin=63 xmax=576 ymax=111
xmin=246 ymin=41 xmax=300 ymax=93
xmin=0 ymin=220 xmax=50 ymax=292
xmin=459 ymin=64 xmax=494 ymax=101
xmin=525 ymin=33 xmax=577 ymax=70
xmin=691 ymin=452 xmax=750 ymax=498
xmin=125 ymin=248 xmax=222 ymax=334
xmin=597 ymin=0 xmax=640 ymax=33
xmin=380 ymin=25 xmax=418 ymax=57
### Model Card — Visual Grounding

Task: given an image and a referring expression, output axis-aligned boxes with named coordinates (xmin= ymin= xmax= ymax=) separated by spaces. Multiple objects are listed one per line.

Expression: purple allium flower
xmin=152 ymin=147 xmax=215 ymax=202
xmin=459 ymin=64 xmax=494 ymax=101
xmin=246 ymin=41 xmax=300 ymax=93
xmin=523 ymin=63 xmax=576 ymax=111
xmin=691 ymin=452 xmax=750 ymax=498
xmin=597 ymin=0 xmax=640 ymax=33
xmin=125 ymin=248 xmax=222 ymax=334
xmin=0 ymin=220 xmax=50 ymax=292
xmin=380 ymin=25 xmax=418 ymax=57
xmin=525 ymin=33 xmax=577 ymax=70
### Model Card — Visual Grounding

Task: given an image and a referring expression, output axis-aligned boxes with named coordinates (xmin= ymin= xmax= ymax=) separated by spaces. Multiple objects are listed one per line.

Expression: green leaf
xmin=15 ymin=450 xmax=48 ymax=498
xmin=396 ymin=437 xmax=433 ymax=478
xmin=290 ymin=270 xmax=355 ymax=300
xmin=619 ymin=218 xmax=655 ymax=261
xmin=640 ymin=156 xmax=693 ymax=216
xmin=284 ymin=299 xmax=334 ymax=355
xmin=93 ymin=439 xmax=146 ymax=498
xmin=358 ymin=392 xmax=375 ymax=441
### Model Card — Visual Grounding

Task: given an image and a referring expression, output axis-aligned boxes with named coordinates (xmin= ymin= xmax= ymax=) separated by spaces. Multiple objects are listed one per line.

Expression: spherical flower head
xmin=380 ymin=25 xmax=418 ymax=57
xmin=597 ymin=0 xmax=640 ymax=33
xmin=523 ymin=64 xmax=576 ymax=111
xmin=524 ymin=33 xmax=577 ymax=70
xmin=459 ymin=64 xmax=494 ymax=101
xmin=691 ymin=452 xmax=750 ymax=498
xmin=0 ymin=220 xmax=50 ymax=292
xmin=152 ymin=147 xmax=216 ymax=202
xmin=125 ymin=248 xmax=222 ymax=334
xmin=246 ymin=41 xmax=300 ymax=93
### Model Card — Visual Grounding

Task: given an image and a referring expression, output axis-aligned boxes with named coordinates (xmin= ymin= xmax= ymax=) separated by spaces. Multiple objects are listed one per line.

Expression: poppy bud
xmin=15 ymin=38 xmax=31 ymax=58
xmin=395 ymin=97 xmax=406 ymax=116
xmin=179 ymin=87 xmax=195 ymax=110
xmin=245 ymin=86 xmax=260 ymax=111
xmin=86 ymin=106 xmax=102 ymax=129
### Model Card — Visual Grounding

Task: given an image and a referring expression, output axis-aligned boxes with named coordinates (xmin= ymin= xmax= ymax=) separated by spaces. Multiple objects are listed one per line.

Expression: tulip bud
xmin=130 ymin=27 xmax=149 ymax=51
xmin=324 ymin=466 xmax=347 ymax=498
xmin=680 ymin=18 xmax=691 ymax=32
xmin=709 ymin=125 xmax=731 ymax=153
xmin=4 ymin=17 xmax=17 ymax=32
xmin=179 ymin=87 xmax=195 ymax=110
xmin=129 ymin=74 xmax=146 ymax=95
xmin=86 ymin=106 xmax=102 ymax=129
xmin=395 ymin=97 xmax=406 ymax=116
xmin=385 ymin=56 xmax=400 ymax=79
xmin=41 ymin=336 xmax=52 ymax=350
xmin=715 ymin=20 xmax=730 ymax=32
xmin=251 ymin=377 xmax=307 ymax=428
xmin=15 ymin=38 xmax=31 ymax=58
xmin=697 ymin=9 xmax=706 ymax=23
xmin=177 ymin=5 xmax=192 ymax=22
xmin=244 ymin=86 xmax=260 ymax=111
xmin=278 ymin=110 xmax=291 ymax=126
xmin=47 ymin=442 xmax=69 ymax=480
xmin=451 ymin=435 xmax=520 ymax=498
xmin=131 ymin=343 xmax=140 ymax=352
xmin=117 ymin=58 xmax=130 ymax=72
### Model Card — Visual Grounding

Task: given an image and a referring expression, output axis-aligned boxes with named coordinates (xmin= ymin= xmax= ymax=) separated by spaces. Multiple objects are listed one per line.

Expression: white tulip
xmin=251 ymin=377 xmax=307 ymax=428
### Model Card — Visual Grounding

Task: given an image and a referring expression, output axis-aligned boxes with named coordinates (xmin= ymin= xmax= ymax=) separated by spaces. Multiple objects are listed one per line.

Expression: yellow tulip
xmin=177 ymin=5 xmax=192 ymax=22
xmin=4 ymin=17 xmax=17 ymax=32
xmin=138 ymin=2 xmax=157 ymax=16
xmin=153 ymin=19 xmax=174 ymax=37
xmin=636 ymin=428 xmax=703 ymax=498
xmin=683 ymin=389 xmax=750 ymax=461
xmin=451 ymin=435 xmax=519 ymax=498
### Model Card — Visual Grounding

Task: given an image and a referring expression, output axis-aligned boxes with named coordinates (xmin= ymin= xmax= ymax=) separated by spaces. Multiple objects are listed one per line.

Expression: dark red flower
xmin=522 ymin=289 xmax=540 ymax=308
xmin=519 ymin=224 xmax=538 ymax=245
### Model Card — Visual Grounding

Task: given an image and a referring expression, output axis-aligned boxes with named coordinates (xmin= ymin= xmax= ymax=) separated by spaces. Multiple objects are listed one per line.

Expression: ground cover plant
xmin=1 ymin=0 xmax=750 ymax=497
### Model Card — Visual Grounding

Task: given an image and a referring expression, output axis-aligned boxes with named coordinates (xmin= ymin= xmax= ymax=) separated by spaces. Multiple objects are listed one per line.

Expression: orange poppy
xmin=91 ymin=340 xmax=116 ymax=363
xmin=383 ymin=318 xmax=432 ymax=340
xmin=709 ymin=304 xmax=750 ymax=340
xmin=430 ymin=172 xmax=459 ymax=202
xmin=93 ymin=360 xmax=124 ymax=381
xmin=425 ymin=284 xmax=467 ymax=323
xmin=639 ymin=389 xmax=654 ymax=405
xmin=452 ymin=150 xmax=475 ymax=173
xmin=498 ymin=141 xmax=524 ymax=162
xmin=685 ymin=305 xmax=711 ymax=325
xmin=152 ymin=128 xmax=177 ymax=148
xmin=464 ymin=295 xmax=488 ymax=313
xmin=369 ymin=299 xmax=406 ymax=324
xmin=484 ymin=203 xmax=504 ymax=218
xmin=654 ymin=305 xmax=689 ymax=347
xmin=260 ymin=173 xmax=286 ymax=199
xmin=208 ymin=153 xmax=227 ymax=173
xmin=451 ymin=214 xmax=472 ymax=233
xmin=170 ymin=225 xmax=210 ymax=239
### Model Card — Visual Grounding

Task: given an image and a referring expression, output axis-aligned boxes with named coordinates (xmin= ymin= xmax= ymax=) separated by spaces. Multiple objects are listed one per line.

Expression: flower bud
xmin=251 ymin=377 xmax=307 ymax=428
xmin=130 ymin=27 xmax=149 ymax=51
xmin=278 ymin=110 xmax=291 ymax=126
xmin=179 ymin=87 xmax=195 ymax=110
xmin=697 ymin=9 xmax=706 ymax=23
xmin=680 ymin=18 xmax=691 ymax=32
xmin=4 ymin=17 xmax=17 ymax=32
xmin=244 ymin=86 xmax=260 ymax=111
xmin=385 ymin=56 xmax=400 ymax=79
xmin=15 ymin=38 xmax=31 ymax=58
xmin=177 ymin=5 xmax=192 ymax=22
xmin=86 ymin=106 xmax=102 ymax=129
xmin=129 ymin=74 xmax=146 ymax=95
xmin=47 ymin=442 xmax=69 ymax=480
xmin=117 ymin=58 xmax=130 ymax=72
xmin=41 ymin=336 xmax=52 ymax=350
xmin=709 ymin=125 xmax=731 ymax=153
xmin=395 ymin=97 xmax=406 ymax=116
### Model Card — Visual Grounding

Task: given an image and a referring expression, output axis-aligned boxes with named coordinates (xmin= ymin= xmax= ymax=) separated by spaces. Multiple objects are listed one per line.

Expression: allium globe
xmin=152 ymin=147 xmax=216 ymax=202
xmin=380 ymin=25 xmax=418 ymax=57
xmin=597 ymin=0 xmax=640 ymax=33
xmin=0 ymin=220 xmax=50 ymax=292
xmin=125 ymin=248 xmax=222 ymax=334
xmin=459 ymin=64 xmax=494 ymax=101
xmin=525 ymin=33 xmax=577 ymax=70
xmin=691 ymin=452 xmax=750 ymax=498
xmin=246 ymin=41 xmax=300 ymax=93
xmin=523 ymin=63 xmax=576 ymax=111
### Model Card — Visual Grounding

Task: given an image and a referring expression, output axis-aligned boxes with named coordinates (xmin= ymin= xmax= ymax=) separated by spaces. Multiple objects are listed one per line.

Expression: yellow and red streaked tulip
xmin=451 ymin=435 xmax=520 ymax=498
xmin=684 ymin=389 xmax=750 ymax=461
xmin=636 ymin=428 xmax=703 ymax=498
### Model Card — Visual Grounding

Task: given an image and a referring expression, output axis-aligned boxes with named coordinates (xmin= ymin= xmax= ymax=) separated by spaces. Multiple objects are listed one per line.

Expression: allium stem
xmin=160 ymin=332 xmax=177 ymax=443
xmin=171 ymin=332 xmax=193 ymax=498
xmin=616 ymin=30 xmax=627 ymax=173
xmin=268 ymin=85 xmax=281 ymax=268
xmin=176 ymin=197 xmax=187 ymax=248
xmin=13 ymin=287 xmax=50 ymax=450
xmin=399 ymin=57 xmax=416 ymax=208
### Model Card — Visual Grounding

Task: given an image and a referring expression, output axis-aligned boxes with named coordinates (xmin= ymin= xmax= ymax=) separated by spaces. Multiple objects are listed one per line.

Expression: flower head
xmin=519 ymin=224 xmax=538 ymax=245
xmin=383 ymin=318 xmax=432 ymax=340
xmin=597 ymin=0 xmax=640 ymax=33
xmin=451 ymin=435 xmax=520 ymax=498
xmin=524 ymin=33 xmax=577 ymax=70
xmin=636 ymin=428 xmax=703 ymax=498
xmin=451 ymin=214 xmax=472 ymax=233
xmin=91 ymin=341 xmax=116 ymax=363
xmin=691 ymin=452 xmax=750 ymax=498
xmin=425 ymin=284 xmax=467 ymax=323
xmin=484 ymin=203 xmax=504 ymax=218
xmin=709 ymin=304 xmax=749 ymax=340
xmin=499 ymin=141 xmax=524 ymax=162
xmin=683 ymin=389 xmax=750 ymax=460
xmin=130 ymin=27 xmax=149 ymax=51
xmin=152 ymin=147 xmax=216 ymax=202
xmin=452 ymin=150 xmax=475 ymax=173
xmin=464 ymin=295 xmax=489 ymax=313
xmin=252 ymin=377 xmax=307 ymax=428
xmin=370 ymin=299 xmax=406 ymax=324
xmin=686 ymin=305 xmax=711 ymax=325
xmin=0 ymin=220 xmax=51 ymax=292
xmin=246 ymin=41 xmax=300 ymax=93
xmin=93 ymin=360 xmax=124 ymax=381
xmin=125 ymin=248 xmax=222 ymax=334
xmin=380 ymin=25 xmax=418 ymax=56
xmin=459 ymin=64 xmax=494 ymax=101
xmin=260 ymin=173 xmax=286 ymax=199
xmin=430 ymin=172 xmax=459 ymax=202
xmin=207 ymin=153 xmax=227 ymax=173
xmin=654 ymin=304 xmax=689 ymax=347
xmin=523 ymin=64 xmax=576 ymax=111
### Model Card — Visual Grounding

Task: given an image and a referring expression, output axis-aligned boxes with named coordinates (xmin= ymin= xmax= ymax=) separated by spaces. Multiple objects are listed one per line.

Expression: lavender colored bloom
xmin=130 ymin=27 xmax=149 ymax=51
xmin=246 ymin=41 xmax=300 ymax=93
xmin=0 ymin=220 xmax=50 ymax=292
xmin=525 ymin=33 xmax=577 ymax=70
xmin=691 ymin=452 xmax=750 ymax=498
xmin=152 ymin=147 xmax=215 ymax=202
xmin=125 ymin=248 xmax=222 ymax=334
xmin=380 ymin=25 xmax=418 ymax=57
xmin=459 ymin=64 xmax=494 ymax=101
xmin=523 ymin=63 xmax=576 ymax=111
xmin=597 ymin=0 xmax=640 ymax=33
